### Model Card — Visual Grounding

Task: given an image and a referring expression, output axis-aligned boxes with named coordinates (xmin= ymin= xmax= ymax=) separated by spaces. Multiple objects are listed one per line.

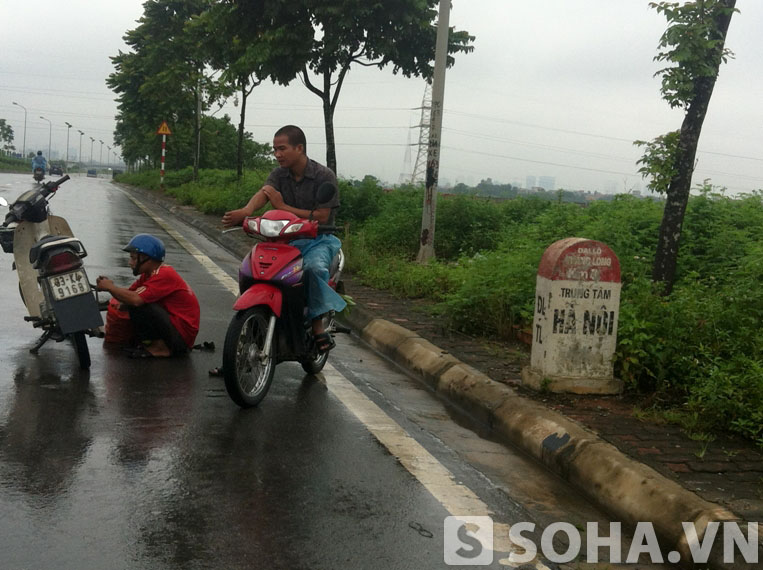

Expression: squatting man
xmin=96 ymin=234 xmax=200 ymax=358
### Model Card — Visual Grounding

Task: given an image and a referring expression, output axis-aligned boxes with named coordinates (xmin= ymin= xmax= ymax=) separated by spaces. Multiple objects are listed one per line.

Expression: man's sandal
xmin=314 ymin=332 xmax=336 ymax=354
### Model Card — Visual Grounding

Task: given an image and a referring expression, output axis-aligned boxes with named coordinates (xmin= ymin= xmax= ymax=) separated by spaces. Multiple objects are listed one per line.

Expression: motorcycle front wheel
xmin=223 ymin=307 xmax=275 ymax=408
xmin=71 ymin=332 xmax=91 ymax=369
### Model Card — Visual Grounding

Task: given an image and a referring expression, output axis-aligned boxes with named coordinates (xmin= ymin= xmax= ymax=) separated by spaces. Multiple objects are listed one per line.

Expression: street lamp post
xmin=89 ymin=137 xmax=94 ymax=167
xmin=39 ymin=116 xmax=52 ymax=160
xmin=64 ymin=122 xmax=72 ymax=170
xmin=78 ymin=130 xmax=84 ymax=172
xmin=12 ymin=101 xmax=27 ymax=158
xmin=99 ymin=140 xmax=104 ymax=167
xmin=107 ymin=145 xmax=111 ymax=168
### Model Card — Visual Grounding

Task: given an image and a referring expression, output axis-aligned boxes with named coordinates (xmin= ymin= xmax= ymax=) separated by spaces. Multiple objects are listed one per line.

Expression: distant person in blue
xmin=31 ymin=151 xmax=47 ymax=173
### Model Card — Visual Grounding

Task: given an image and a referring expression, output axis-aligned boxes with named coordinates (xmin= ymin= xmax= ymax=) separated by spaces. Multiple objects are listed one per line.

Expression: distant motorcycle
xmin=0 ymin=175 xmax=104 ymax=368
xmin=33 ymin=167 xmax=45 ymax=182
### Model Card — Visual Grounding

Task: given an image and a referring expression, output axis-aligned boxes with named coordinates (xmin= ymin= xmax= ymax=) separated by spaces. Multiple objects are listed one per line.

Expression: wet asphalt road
xmin=0 ymin=173 xmax=664 ymax=569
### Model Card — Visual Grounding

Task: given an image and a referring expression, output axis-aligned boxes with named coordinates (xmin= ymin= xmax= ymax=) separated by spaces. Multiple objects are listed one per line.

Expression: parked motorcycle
xmin=222 ymin=183 xmax=346 ymax=408
xmin=33 ymin=167 xmax=45 ymax=182
xmin=0 ymin=175 xmax=104 ymax=369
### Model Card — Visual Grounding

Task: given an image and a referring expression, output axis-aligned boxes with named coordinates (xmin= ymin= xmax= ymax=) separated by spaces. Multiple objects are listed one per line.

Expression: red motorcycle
xmin=222 ymin=184 xmax=346 ymax=408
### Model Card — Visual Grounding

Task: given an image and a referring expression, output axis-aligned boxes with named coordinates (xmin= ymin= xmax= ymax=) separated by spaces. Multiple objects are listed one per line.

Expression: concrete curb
xmin=114 ymin=182 xmax=759 ymax=568
xmin=342 ymin=312 xmax=759 ymax=569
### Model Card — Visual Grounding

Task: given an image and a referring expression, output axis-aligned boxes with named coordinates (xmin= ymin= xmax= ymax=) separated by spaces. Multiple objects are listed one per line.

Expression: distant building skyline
xmin=538 ymin=176 xmax=556 ymax=191
xmin=525 ymin=175 xmax=555 ymax=191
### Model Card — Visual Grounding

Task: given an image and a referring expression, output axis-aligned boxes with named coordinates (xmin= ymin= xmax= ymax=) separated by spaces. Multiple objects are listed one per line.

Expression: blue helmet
xmin=123 ymin=234 xmax=165 ymax=261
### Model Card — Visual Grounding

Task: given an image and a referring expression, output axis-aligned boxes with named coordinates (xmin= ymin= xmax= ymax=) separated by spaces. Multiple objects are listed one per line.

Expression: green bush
xmin=435 ymin=195 xmax=505 ymax=259
xmin=439 ymin=247 xmax=541 ymax=338
xmin=678 ymin=187 xmax=763 ymax=281
xmin=115 ymin=169 xmax=163 ymax=190
xmin=356 ymin=187 xmax=423 ymax=258
xmin=614 ymin=240 xmax=763 ymax=441
xmin=336 ymin=176 xmax=385 ymax=227
xmin=348 ymin=187 xmax=763 ymax=444
xmin=118 ymin=168 xmax=270 ymax=214
xmin=0 ymin=154 xmax=28 ymax=173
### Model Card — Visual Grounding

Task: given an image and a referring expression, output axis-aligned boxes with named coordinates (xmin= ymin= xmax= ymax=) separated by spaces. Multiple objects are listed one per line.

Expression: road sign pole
xmin=156 ymin=120 xmax=172 ymax=190
xmin=161 ymin=134 xmax=166 ymax=189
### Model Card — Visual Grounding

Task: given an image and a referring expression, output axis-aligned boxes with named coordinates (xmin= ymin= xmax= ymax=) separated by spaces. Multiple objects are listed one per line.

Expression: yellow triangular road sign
xmin=156 ymin=121 xmax=172 ymax=135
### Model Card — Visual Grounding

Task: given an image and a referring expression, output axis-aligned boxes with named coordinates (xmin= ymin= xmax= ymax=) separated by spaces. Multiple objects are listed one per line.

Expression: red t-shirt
xmin=129 ymin=265 xmax=200 ymax=347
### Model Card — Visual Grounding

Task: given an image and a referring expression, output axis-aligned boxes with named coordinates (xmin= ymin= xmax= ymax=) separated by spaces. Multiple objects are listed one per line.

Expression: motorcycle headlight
xmin=283 ymin=223 xmax=304 ymax=234
xmin=259 ymin=219 xmax=289 ymax=237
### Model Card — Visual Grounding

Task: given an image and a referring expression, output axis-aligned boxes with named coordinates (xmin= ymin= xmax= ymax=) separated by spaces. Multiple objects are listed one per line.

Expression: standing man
xmin=96 ymin=234 xmax=200 ymax=358
xmin=222 ymin=125 xmax=345 ymax=353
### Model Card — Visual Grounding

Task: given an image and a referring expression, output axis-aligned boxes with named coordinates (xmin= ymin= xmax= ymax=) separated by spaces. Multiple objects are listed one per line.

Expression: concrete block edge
xmin=344 ymin=313 xmax=745 ymax=568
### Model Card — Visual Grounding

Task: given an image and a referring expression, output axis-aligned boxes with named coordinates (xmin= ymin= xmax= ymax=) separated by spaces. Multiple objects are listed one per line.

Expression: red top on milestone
xmin=537 ymin=238 xmax=621 ymax=283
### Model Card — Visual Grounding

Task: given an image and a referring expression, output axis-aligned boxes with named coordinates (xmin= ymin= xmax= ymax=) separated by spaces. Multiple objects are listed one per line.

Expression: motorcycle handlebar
xmin=46 ymin=175 xmax=70 ymax=189
xmin=40 ymin=174 xmax=70 ymax=197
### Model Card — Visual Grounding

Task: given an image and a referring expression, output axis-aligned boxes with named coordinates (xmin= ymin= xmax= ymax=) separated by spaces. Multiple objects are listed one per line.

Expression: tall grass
xmin=341 ymin=181 xmax=763 ymax=444
xmin=117 ymin=167 xmax=270 ymax=214
xmin=0 ymin=154 xmax=28 ymax=173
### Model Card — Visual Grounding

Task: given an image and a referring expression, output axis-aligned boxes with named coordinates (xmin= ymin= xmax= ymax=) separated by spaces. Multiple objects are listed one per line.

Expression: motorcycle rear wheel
xmin=300 ymin=350 xmax=329 ymax=375
xmin=299 ymin=314 xmax=333 ymax=375
xmin=223 ymin=307 xmax=275 ymax=408
xmin=71 ymin=332 xmax=91 ymax=369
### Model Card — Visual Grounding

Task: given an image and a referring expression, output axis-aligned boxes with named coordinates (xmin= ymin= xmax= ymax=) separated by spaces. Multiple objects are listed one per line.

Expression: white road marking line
xmin=322 ymin=363 xmax=549 ymax=570
xmin=118 ymin=190 xmax=239 ymax=296
xmin=121 ymin=188 xmax=549 ymax=569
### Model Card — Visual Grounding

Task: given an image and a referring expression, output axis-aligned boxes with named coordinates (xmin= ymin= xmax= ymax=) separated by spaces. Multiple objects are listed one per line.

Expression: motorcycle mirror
xmin=316 ymin=182 xmax=337 ymax=205
xmin=0 ymin=197 xmax=8 ymax=207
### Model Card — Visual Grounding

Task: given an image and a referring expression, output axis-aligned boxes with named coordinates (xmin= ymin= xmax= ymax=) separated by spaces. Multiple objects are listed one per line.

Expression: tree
xmin=0 ymin=119 xmax=14 ymax=152
xmin=635 ymin=130 xmax=680 ymax=194
xmin=637 ymin=0 xmax=737 ymax=294
xmin=107 ymin=0 xmax=216 ymax=177
xmin=193 ymin=1 xmax=312 ymax=178
xmin=299 ymin=0 xmax=474 ymax=173
xmin=198 ymin=114 xmax=275 ymax=170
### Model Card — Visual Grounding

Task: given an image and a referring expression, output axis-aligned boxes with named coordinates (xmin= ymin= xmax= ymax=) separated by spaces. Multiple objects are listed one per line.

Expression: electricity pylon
xmin=410 ymin=81 xmax=432 ymax=185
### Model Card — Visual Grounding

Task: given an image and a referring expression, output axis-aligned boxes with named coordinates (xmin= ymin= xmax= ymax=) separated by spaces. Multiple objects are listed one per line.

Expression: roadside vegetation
xmin=117 ymin=169 xmax=763 ymax=446
xmin=0 ymin=155 xmax=28 ymax=173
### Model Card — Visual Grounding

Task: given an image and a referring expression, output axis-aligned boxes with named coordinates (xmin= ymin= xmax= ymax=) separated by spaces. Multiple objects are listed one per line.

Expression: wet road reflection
xmin=0 ymin=360 xmax=94 ymax=501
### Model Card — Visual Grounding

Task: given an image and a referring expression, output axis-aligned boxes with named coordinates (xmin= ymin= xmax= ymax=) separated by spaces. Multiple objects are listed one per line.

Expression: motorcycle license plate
xmin=48 ymin=270 xmax=90 ymax=301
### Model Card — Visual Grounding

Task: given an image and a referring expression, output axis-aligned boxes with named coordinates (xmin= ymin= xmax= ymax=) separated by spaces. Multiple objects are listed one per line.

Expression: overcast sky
xmin=2 ymin=1 xmax=762 ymax=195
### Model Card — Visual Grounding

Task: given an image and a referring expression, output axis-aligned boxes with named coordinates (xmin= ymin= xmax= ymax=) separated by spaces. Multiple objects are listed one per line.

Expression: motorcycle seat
xmin=29 ymin=235 xmax=85 ymax=266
